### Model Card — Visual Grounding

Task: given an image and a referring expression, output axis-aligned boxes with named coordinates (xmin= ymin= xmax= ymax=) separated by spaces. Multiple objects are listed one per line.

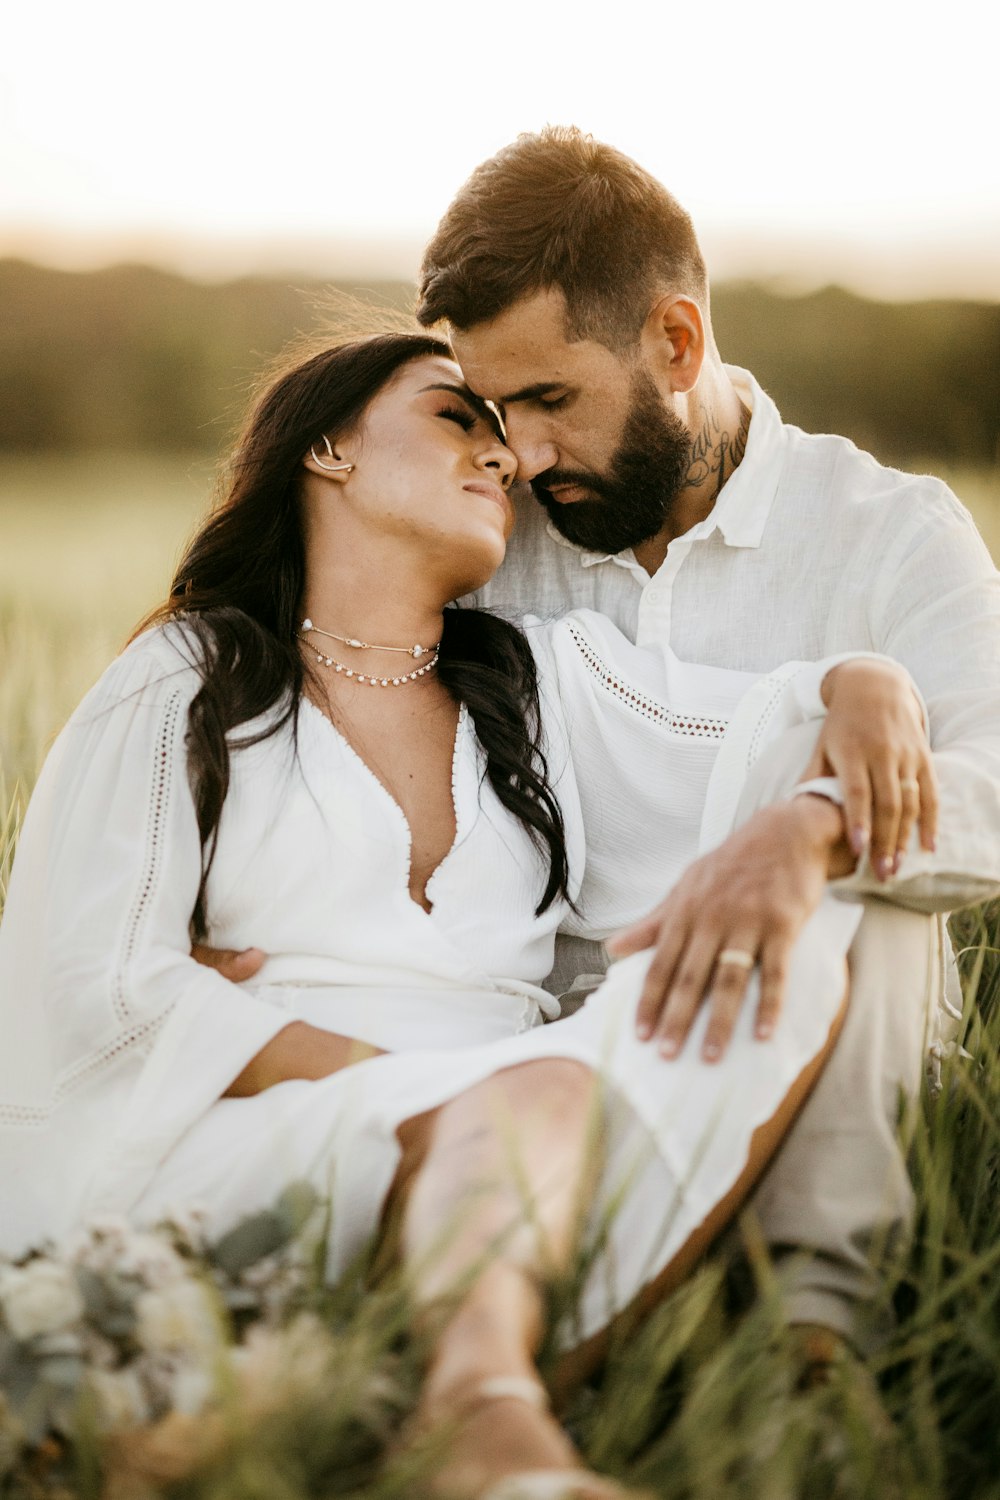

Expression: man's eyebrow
xmin=420 ymin=382 xmax=504 ymax=435
xmin=491 ymin=381 xmax=565 ymax=406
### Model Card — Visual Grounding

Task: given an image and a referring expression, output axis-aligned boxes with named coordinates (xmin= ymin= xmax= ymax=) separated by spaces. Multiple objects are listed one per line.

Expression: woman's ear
xmin=303 ymin=437 xmax=355 ymax=483
xmin=640 ymin=295 xmax=705 ymax=394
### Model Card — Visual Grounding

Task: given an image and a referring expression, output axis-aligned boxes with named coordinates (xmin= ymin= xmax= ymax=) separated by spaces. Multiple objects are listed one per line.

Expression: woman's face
xmin=307 ymin=354 xmax=518 ymax=596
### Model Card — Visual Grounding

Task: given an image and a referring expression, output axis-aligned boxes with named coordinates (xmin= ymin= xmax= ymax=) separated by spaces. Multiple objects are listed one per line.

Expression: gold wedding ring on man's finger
xmin=717 ymin=948 xmax=756 ymax=971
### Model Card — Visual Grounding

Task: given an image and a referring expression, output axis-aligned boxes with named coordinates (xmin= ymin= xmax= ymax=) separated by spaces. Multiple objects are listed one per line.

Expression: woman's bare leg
xmin=390 ymin=987 xmax=849 ymax=1494
xmin=395 ymin=1057 xmax=601 ymax=1486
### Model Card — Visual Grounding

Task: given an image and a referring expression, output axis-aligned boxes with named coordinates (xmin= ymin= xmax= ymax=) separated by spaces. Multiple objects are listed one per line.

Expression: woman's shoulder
xmin=72 ymin=619 xmax=205 ymax=724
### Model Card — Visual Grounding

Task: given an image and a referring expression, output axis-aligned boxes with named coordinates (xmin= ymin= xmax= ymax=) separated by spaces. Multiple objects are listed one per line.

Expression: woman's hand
xmin=223 ymin=1021 xmax=385 ymax=1097
xmin=813 ymin=658 xmax=938 ymax=879
xmin=191 ymin=943 xmax=267 ymax=983
xmin=609 ymin=796 xmax=848 ymax=1062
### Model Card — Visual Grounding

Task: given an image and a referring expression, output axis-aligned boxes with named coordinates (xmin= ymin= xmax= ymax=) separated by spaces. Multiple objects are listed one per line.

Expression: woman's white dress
xmin=0 ymin=612 xmax=861 ymax=1342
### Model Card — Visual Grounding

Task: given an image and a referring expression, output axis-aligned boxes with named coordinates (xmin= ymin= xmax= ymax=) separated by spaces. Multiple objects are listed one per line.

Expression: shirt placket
xmin=636 ymin=529 xmax=706 ymax=648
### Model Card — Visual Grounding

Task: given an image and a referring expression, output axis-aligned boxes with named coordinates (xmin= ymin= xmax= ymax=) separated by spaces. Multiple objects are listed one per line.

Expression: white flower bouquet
xmin=0 ymin=1182 xmax=408 ymax=1495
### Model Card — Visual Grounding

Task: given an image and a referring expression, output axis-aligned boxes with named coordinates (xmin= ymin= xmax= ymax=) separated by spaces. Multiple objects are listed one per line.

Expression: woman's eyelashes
xmin=438 ymin=403 xmax=478 ymax=432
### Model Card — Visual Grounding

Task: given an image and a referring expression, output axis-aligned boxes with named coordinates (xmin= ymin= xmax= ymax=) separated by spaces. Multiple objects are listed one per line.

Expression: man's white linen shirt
xmin=472 ymin=366 xmax=1000 ymax=910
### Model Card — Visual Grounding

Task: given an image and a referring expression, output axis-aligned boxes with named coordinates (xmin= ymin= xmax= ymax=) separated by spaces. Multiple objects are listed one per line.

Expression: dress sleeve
xmin=0 ymin=631 xmax=291 ymax=1146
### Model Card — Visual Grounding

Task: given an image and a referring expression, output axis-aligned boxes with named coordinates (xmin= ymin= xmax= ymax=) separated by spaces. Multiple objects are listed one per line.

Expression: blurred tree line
xmin=1 ymin=259 xmax=998 ymax=467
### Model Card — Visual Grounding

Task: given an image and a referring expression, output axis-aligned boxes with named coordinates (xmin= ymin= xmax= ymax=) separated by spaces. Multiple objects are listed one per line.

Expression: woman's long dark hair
xmin=137 ymin=331 xmax=571 ymax=937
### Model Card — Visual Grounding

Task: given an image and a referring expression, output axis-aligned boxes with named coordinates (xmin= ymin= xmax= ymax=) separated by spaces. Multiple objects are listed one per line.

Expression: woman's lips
xmin=463 ymin=481 xmax=511 ymax=517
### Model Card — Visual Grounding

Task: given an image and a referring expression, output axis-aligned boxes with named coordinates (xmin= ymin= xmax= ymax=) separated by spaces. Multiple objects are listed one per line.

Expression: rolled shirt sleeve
xmin=843 ymin=487 xmax=1000 ymax=911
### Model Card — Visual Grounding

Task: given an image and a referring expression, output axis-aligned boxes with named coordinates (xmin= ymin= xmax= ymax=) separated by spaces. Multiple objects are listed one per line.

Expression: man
xmin=413 ymin=126 xmax=1000 ymax=1356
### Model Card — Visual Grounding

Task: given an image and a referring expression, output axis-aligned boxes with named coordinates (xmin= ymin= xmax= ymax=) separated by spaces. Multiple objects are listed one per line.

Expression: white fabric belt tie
xmin=493 ymin=978 xmax=562 ymax=1030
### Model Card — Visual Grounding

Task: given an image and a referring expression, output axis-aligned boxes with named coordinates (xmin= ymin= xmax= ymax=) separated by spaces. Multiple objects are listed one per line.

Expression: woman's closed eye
xmin=438 ymin=403 xmax=478 ymax=432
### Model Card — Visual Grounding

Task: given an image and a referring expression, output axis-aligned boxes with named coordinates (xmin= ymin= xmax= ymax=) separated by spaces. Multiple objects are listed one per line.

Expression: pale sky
xmin=3 ymin=0 xmax=999 ymax=298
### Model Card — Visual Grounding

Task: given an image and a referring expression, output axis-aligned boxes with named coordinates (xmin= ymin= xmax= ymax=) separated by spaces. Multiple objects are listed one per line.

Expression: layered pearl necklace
xmin=299 ymin=618 xmax=441 ymax=687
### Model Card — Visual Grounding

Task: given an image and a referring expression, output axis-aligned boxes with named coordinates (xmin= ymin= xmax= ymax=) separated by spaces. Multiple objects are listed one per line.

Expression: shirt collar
xmin=708 ymin=365 xmax=786 ymax=549
xmin=542 ymin=521 xmax=636 ymax=570
xmin=541 ymin=364 xmax=786 ymax=568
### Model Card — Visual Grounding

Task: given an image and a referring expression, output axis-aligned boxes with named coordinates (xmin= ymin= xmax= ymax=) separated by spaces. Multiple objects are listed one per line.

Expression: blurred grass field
xmin=1 ymin=453 xmax=1000 ymax=1498
xmin=1 ymin=452 xmax=997 ymax=790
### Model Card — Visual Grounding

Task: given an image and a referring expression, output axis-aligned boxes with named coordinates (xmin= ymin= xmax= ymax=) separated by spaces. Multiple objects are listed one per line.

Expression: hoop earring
xmin=310 ymin=434 xmax=354 ymax=474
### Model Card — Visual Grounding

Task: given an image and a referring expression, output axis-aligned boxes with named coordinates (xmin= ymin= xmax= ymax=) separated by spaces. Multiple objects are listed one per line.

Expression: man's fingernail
xmin=637 ymin=1022 xmax=652 ymax=1041
xmin=851 ymin=826 xmax=870 ymax=855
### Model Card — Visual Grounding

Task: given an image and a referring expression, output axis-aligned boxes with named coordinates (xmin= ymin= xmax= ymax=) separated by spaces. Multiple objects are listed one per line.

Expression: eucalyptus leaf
xmin=0 ymin=1330 xmax=19 ymax=1384
xmin=10 ymin=1380 xmax=53 ymax=1449
xmin=211 ymin=1211 xmax=289 ymax=1278
xmin=34 ymin=1355 xmax=84 ymax=1392
xmin=74 ymin=1266 xmax=138 ymax=1337
xmin=275 ymin=1181 xmax=320 ymax=1236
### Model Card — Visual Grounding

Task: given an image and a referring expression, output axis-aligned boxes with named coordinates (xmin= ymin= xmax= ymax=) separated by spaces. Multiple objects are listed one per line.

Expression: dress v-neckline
xmin=300 ymin=695 xmax=469 ymax=917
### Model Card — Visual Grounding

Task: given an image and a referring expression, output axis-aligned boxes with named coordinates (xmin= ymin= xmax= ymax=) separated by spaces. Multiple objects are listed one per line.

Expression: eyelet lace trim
xmin=567 ymin=623 xmax=728 ymax=739
xmin=113 ymin=689 xmax=183 ymax=1024
xmin=0 ymin=1015 xmax=166 ymax=1128
xmin=2 ymin=689 xmax=186 ymax=1130
xmin=745 ymin=665 xmax=808 ymax=771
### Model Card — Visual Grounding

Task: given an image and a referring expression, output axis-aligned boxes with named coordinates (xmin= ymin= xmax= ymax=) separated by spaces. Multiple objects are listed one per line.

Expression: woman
xmin=0 ymin=332 xmax=932 ymax=1499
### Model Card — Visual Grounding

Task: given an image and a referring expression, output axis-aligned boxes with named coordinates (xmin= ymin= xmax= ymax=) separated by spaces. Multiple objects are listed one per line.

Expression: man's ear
xmin=640 ymin=295 xmax=705 ymax=394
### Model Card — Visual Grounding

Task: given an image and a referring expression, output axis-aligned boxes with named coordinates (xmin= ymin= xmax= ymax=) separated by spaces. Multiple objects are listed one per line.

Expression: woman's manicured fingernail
xmin=702 ymin=1042 xmax=721 ymax=1062
xmin=756 ymin=1021 xmax=773 ymax=1040
xmin=892 ymin=851 xmax=903 ymax=874
xmin=876 ymin=855 xmax=891 ymax=881
xmin=851 ymin=826 xmax=870 ymax=856
xmin=637 ymin=1022 xmax=652 ymax=1040
xmin=660 ymin=1037 xmax=679 ymax=1058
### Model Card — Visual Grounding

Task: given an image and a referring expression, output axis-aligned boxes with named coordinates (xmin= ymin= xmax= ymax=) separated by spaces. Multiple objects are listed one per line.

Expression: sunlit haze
xmin=3 ymin=0 xmax=998 ymax=299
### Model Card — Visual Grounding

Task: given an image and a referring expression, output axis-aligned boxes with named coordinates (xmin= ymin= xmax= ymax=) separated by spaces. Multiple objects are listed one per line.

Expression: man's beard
xmin=532 ymin=369 xmax=691 ymax=555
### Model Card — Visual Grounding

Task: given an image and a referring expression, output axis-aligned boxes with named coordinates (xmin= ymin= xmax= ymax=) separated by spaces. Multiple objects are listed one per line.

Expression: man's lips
xmin=542 ymin=482 xmax=592 ymax=505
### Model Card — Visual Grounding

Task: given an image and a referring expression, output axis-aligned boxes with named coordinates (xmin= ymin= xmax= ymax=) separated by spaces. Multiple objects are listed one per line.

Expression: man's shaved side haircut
xmin=416 ymin=127 xmax=708 ymax=351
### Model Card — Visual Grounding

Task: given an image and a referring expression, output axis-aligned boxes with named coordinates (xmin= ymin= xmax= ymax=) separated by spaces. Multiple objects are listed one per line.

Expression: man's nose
xmin=502 ymin=414 xmax=558 ymax=482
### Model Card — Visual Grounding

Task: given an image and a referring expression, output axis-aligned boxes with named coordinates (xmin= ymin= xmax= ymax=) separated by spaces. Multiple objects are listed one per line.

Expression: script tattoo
xmin=682 ymin=400 xmax=752 ymax=501
xmin=684 ymin=420 xmax=716 ymax=490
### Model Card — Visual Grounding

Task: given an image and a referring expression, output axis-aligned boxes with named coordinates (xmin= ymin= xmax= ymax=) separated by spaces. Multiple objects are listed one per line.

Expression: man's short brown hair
xmin=416 ymin=127 xmax=708 ymax=351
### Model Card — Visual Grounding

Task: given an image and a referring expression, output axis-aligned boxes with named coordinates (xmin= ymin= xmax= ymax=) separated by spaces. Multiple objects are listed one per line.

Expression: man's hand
xmin=607 ymin=797 xmax=849 ymax=1063
xmin=815 ymin=658 xmax=938 ymax=877
xmin=191 ymin=944 xmax=267 ymax=983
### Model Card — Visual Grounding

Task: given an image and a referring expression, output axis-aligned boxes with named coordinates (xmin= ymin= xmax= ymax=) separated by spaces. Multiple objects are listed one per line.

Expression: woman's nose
xmin=476 ymin=439 xmax=517 ymax=491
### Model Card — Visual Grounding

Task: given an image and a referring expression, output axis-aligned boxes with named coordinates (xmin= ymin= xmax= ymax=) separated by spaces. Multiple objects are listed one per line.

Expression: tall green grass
xmin=1 ymin=454 xmax=999 ymax=1498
